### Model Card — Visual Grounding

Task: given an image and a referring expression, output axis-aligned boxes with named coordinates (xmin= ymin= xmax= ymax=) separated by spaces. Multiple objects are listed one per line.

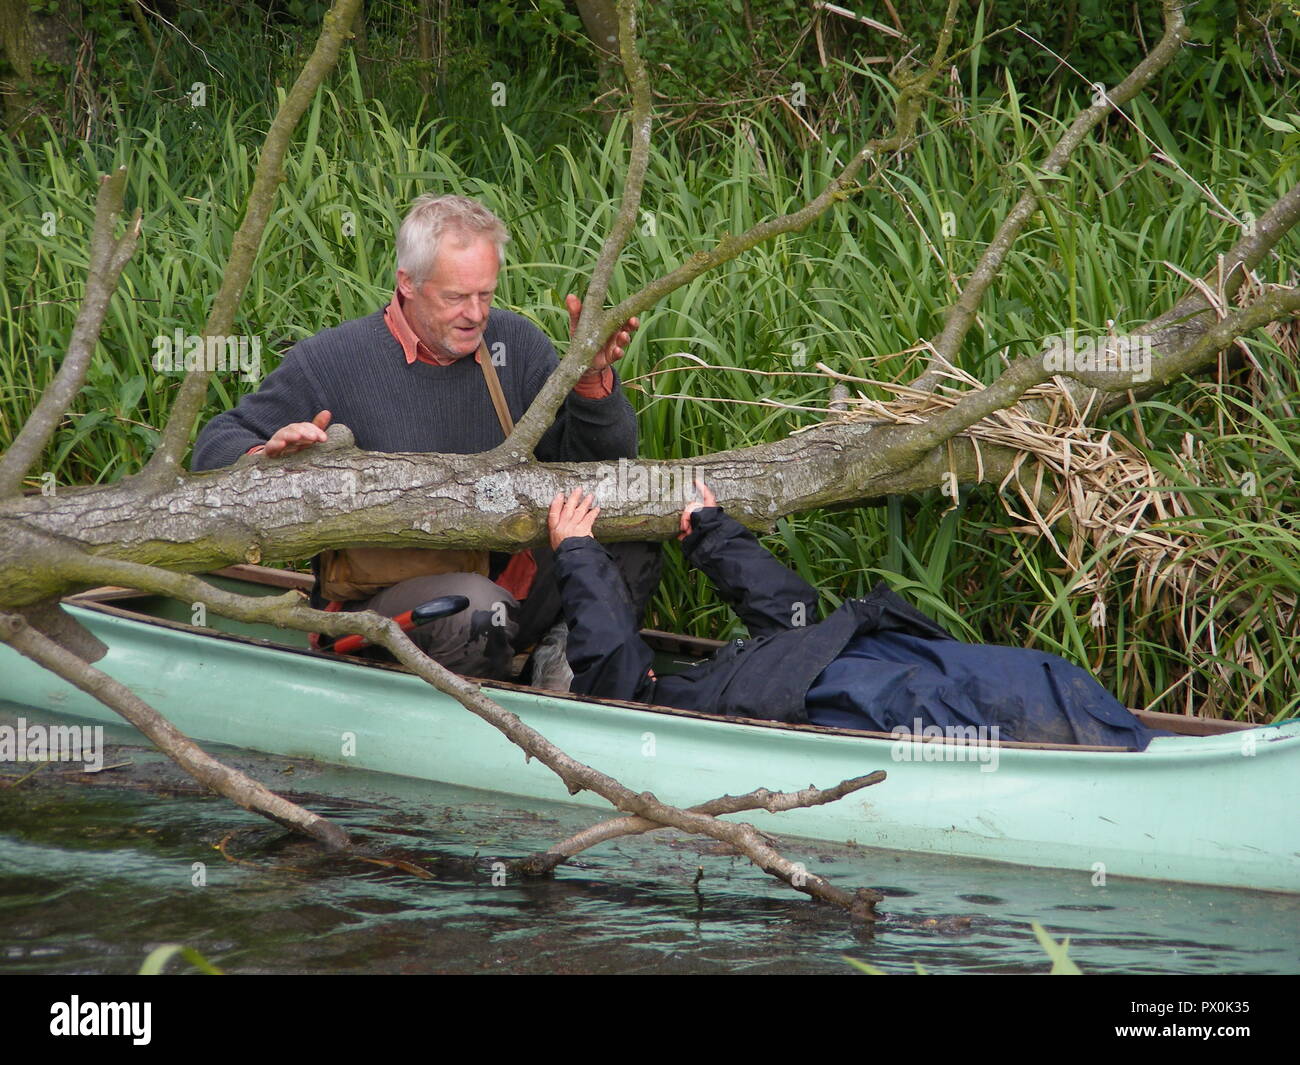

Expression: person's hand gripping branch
xmin=679 ymin=478 xmax=717 ymax=540
xmin=548 ymin=488 xmax=601 ymax=550
xmin=548 ymin=479 xmax=716 ymax=549
xmin=565 ymin=294 xmax=638 ymax=382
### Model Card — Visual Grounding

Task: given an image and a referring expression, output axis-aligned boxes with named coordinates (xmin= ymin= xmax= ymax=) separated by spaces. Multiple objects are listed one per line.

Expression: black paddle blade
xmin=411 ymin=594 xmax=471 ymax=625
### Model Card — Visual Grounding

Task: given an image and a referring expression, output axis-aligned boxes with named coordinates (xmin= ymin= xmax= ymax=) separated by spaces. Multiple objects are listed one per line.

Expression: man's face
xmin=396 ymin=235 xmax=500 ymax=360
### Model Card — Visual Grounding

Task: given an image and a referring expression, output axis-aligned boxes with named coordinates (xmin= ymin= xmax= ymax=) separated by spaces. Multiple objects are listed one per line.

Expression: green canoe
xmin=2 ymin=566 xmax=1297 ymax=894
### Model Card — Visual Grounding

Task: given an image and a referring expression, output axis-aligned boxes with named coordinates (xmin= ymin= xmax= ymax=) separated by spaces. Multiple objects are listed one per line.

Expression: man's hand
xmin=549 ymin=489 xmax=601 ymax=550
xmin=261 ymin=410 xmax=332 ymax=457
xmin=679 ymin=478 xmax=717 ymax=540
xmin=566 ymin=294 xmax=638 ymax=376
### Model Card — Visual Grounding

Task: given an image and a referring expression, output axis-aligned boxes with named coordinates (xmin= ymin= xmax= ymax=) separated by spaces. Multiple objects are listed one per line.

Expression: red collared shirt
xmin=383 ymin=290 xmax=614 ymax=397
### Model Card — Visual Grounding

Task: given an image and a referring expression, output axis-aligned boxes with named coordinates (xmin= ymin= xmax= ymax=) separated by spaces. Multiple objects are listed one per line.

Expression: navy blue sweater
xmin=191 ymin=307 xmax=637 ymax=469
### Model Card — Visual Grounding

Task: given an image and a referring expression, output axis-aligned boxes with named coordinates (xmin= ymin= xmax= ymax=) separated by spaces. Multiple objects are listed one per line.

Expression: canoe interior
xmin=65 ymin=564 xmax=1253 ymax=742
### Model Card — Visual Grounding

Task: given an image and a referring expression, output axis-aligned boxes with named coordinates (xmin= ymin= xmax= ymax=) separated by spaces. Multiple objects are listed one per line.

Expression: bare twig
xmin=915 ymin=0 xmax=1190 ymax=388
xmin=518 ymin=772 xmax=886 ymax=876
xmin=0 ymin=169 xmax=141 ymax=498
xmin=813 ymin=2 xmax=909 ymax=40
xmin=0 ymin=610 xmax=350 ymax=851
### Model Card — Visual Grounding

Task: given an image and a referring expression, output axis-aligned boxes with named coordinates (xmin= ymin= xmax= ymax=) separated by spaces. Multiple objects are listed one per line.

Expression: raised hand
xmin=549 ymin=488 xmax=601 ymax=550
xmin=565 ymin=293 xmax=638 ymax=375
xmin=679 ymin=478 xmax=717 ymax=539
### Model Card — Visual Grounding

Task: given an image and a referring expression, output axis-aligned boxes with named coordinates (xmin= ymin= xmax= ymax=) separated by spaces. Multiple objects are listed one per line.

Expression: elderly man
xmin=193 ymin=194 xmax=658 ymax=679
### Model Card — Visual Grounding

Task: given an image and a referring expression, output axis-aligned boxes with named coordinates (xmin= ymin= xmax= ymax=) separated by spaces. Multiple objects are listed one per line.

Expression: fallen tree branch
xmin=4 ymin=268 xmax=1297 ymax=609
xmin=517 ymin=771 xmax=886 ymax=876
xmin=31 ymin=546 xmax=887 ymax=917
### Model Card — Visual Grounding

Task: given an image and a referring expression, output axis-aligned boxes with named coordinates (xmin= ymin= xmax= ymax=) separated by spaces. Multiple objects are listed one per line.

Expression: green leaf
xmin=118 ymin=374 xmax=146 ymax=413
xmin=1260 ymin=114 xmax=1298 ymax=134
xmin=1031 ymin=922 xmax=1083 ymax=975
xmin=139 ymin=944 xmax=224 ymax=975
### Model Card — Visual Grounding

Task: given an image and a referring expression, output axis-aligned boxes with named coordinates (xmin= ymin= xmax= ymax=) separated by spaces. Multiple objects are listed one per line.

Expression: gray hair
xmin=395 ymin=194 xmax=510 ymax=283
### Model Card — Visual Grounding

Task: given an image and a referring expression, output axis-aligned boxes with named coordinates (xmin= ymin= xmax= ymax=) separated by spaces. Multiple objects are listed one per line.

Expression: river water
xmin=1 ymin=705 xmax=1296 ymax=975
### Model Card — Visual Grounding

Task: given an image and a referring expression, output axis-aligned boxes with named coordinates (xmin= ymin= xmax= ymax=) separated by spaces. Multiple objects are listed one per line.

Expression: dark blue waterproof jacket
xmin=553 ymin=508 xmax=1164 ymax=749
xmin=553 ymin=507 xmax=953 ymax=723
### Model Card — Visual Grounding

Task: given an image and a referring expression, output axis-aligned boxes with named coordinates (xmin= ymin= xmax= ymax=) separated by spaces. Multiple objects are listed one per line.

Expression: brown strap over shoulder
xmin=478 ymin=340 xmax=514 ymax=438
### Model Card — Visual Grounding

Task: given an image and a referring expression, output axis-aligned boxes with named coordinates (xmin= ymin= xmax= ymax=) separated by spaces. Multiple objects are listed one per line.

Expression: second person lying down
xmin=545 ymin=482 xmax=1165 ymax=749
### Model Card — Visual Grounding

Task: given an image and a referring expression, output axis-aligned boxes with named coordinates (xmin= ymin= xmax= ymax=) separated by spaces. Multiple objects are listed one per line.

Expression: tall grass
xmin=2 ymin=43 xmax=1297 ymax=721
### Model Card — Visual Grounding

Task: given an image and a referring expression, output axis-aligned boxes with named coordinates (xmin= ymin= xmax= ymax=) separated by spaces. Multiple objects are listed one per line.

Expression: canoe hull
xmin=3 ymin=603 xmax=1297 ymax=893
